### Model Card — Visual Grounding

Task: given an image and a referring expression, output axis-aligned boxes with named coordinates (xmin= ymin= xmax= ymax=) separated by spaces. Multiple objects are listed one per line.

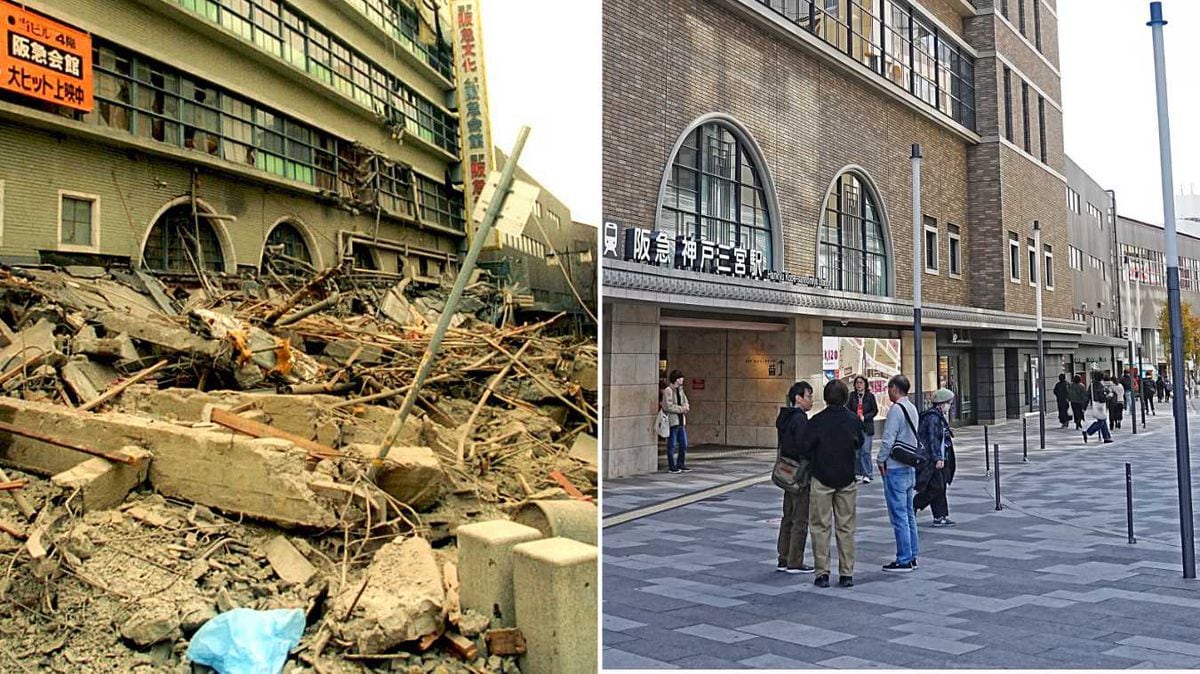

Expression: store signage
xmin=0 ymin=1 xmax=92 ymax=111
xmin=604 ymin=220 xmax=826 ymax=287
xmin=691 ymin=378 xmax=704 ymax=390
xmin=451 ymin=0 xmax=494 ymax=245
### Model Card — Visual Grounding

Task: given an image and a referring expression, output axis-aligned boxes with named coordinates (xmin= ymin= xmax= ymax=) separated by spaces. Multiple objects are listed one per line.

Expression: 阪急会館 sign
xmin=0 ymin=1 xmax=92 ymax=111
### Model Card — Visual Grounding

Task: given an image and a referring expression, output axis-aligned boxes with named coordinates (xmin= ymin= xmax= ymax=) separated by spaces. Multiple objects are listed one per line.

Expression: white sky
xmin=1059 ymin=0 xmax=1200 ymax=224
xmin=478 ymin=0 xmax=601 ymax=225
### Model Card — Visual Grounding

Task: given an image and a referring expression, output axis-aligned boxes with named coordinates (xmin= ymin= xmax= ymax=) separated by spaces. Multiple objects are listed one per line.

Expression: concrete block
xmin=51 ymin=446 xmax=152 ymax=511
xmin=513 ymin=537 xmax=598 ymax=674
xmin=513 ymin=500 xmax=597 ymax=546
xmin=334 ymin=537 xmax=444 ymax=653
xmin=457 ymin=520 xmax=544 ymax=628
xmin=345 ymin=444 xmax=444 ymax=510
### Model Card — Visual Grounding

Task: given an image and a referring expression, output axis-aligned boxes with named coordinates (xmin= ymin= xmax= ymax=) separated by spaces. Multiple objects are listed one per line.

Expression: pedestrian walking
xmin=660 ymin=370 xmax=692 ymax=473
xmin=775 ymin=381 xmax=815 ymax=574
xmin=877 ymin=374 xmax=920 ymax=573
xmin=847 ymin=376 xmax=878 ymax=484
xmin=1108 ymin=376 xmax=1125 ymax=430
xmin=1083 ymin=372 xmax=1114 ymax=443
xmin=801 ymin=379 xmax=862 ymax=588
xmin=914 ymin=388 xmax=956 ymax=527
xmin=1121 ymin=369 xmax=1135 ymax=417
xmin=1053 ymin=373 xmax=1071 ymax=429
xmin=1142 ymin=372 xmax=1156 ymax=416
xmin=1067 ymin=374 xmax=1088 ymax=430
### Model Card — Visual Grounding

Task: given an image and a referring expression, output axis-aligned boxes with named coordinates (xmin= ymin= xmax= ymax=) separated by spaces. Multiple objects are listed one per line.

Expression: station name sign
xmin=603 ymin=220 xmax=826 ymax=288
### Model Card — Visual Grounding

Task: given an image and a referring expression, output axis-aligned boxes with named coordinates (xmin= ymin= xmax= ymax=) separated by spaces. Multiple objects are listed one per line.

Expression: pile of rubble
xmin=0 ymin=264 xmax=597 ymax=673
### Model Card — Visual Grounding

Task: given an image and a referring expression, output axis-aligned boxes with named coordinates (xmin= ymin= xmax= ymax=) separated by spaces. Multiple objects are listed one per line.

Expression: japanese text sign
xmin=451 ymin=0 xmax=494 ymax=245
xmin=0 ymin=1 xmax=92 ymax=111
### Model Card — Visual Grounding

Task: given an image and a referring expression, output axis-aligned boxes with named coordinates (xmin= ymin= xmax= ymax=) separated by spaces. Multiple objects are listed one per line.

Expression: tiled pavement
xmin=602 ymin=404 xmax=1200 ymax=669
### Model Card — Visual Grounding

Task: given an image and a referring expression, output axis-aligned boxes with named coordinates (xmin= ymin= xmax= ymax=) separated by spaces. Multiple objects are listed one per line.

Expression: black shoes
xmin=838 ymin=576 xmax=854 ymax=588
xmin=679 ymin=466 xmax=693 ymax=472
xmin=1082 ymin=431 xmax=1088 ymax=444
xmin=786 ymin=564 xmax=815 ymax=574
xmin=814 ymin=574 xmax=830 ymax=588
xmin=882 ymin=561 xmax=915 ymax=573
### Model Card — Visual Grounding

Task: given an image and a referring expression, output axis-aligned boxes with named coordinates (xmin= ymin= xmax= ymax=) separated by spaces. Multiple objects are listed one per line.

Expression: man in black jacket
xmin=775 ymin=381 xmax=814 ymax=574
xmin=1053 ymin=373 xmax=1071 ymax=429
xmin=801 ymin=379 xmax=863 ymax=588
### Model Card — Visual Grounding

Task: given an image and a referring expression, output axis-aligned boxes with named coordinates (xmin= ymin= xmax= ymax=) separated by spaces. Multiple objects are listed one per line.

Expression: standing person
xmin=1143 ymin=372 xmax=1156 ymax=416
xmin=877 ymin=374 xmax=920 ymax=573
xmin=775 ymin=381 xmax=815 ymax=574
xmin=1165 ymin=376 xmax=1172 ymax=402
xmin=1083 ymin=372 xmax=1114 ymax=443
xmin=1053 ymin=373 xmax=1071 ymax=429
xmin=801 ymin=379 xmax=862 ymax=588
xmin=1108 ymin=375 xmax=1125 ymax=431
xmin=914 ymin=388 xmax=956 ymax=527
xmin=1121 ymin=369 xmax=1136 ymax=417
xmin=660 ymin=370 xmax=692 ymax=473
xmin=1156 ymin=374 xmax=1166 ymax=403
xmin=847 ymin=376 xmax=878 ymax=484
xmin=1067 ymin=374 xmax=1088 ymax=430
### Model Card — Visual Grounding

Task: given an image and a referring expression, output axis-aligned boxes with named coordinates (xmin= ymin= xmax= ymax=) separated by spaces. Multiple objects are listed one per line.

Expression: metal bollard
xmin=1022 ymin=417 xmax=1029 ymax=463
xmin=984 ymin=425 xmax=991 ymax=475
xmin=993 ymin=443 xmax=1002 ymax=511
xmin=1126 ymin=462 xmax=1137 ymax=544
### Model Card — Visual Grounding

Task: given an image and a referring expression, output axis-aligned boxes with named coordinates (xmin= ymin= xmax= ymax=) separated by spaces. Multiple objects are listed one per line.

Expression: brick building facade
xmin=603 ymin=0 xmax=1088 ymax=477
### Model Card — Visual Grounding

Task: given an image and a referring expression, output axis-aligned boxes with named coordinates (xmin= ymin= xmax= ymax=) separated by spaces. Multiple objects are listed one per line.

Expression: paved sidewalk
xmin=603 ymin=408 xmax=1200 ymax=670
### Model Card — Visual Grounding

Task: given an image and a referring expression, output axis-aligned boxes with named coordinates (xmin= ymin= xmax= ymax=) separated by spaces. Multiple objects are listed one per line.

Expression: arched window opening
xmin=819 ymin=172 xmax=890 ymax=296
xmin=143 ymin=204 xmax=225 ymax=273
xmin=261 ymin=221 xmax=313 ymax=272
xmin=658 ymin=121 xmax=774 ymax=267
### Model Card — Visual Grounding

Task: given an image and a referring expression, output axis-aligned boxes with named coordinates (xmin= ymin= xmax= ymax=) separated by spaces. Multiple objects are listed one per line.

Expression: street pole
xmin=1034 ymin=220 xmax=1046 ymax=451
xmin=912 ymin=144 xmax=923 ymax=410
xmin=912 ymin=143 xmax=921 ymax=407
xmin=1124 ymin=255 xmax=1138 ymax=434
xmin=1147 ymin=1 xmax=1194 ymax=579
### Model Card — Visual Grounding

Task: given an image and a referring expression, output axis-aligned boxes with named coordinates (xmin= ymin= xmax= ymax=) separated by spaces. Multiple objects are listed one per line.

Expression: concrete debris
xmin=0 ymin=263 xmax=594 ymax=672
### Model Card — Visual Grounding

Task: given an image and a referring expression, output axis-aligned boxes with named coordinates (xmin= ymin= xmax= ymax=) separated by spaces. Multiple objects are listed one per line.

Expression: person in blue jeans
xmin=877 ymin=374 xmax=920 ymax=572
xmin=660 ymin=369 xmax=692 ymax=473
xmin=847 ymin=376 xmax=878 ymax=484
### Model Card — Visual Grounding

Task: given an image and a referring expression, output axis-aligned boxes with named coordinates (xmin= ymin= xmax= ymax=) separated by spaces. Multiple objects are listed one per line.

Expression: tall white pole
xmin=1147 ymin=0 xmax=1194 ymax=579
xmin=1034 ymin=220 xmax=1045 ymax=450
xmin=912 ymin=144 xmax=923 ymax=408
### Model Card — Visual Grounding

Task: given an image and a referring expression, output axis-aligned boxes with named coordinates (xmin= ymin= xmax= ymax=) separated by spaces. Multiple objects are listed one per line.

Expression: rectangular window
xmin=59 ymin=193 xmax=98 ymax=249
xmin=1001 ymin=0 xmax=1009 ymax=19
xmin=1038 ymin=95 xmax=1047 ymax=163
xmin=1018 ymin=0 xmax=1027 ymax=35
xmin=948 ymin=223 xmax=961 ymax=276
xmin=1009 ymin=231 xmax=1021 ymax=281
xmin=1028 ymin=238 xmax=1037 ymax=286
xmin=1003 ymin=67 xmax=1013 ymax=142
xmin=1034 ymin=0 xmax=1042 ymax=51
xmin=1069 ymin=245 xmax=1082 ymax=270
xmin=924 ymin=216 xmax=938 ymax=273
xmin=1044 ymin=245 xmax=1054 ymax=289
xmin=1021 ymin=81 xmax=1031 ymax=153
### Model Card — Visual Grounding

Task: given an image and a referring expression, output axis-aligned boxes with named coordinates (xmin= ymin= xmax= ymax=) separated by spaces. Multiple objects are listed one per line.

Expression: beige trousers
xmin=808 ymin=477 xmax=858 ymax=577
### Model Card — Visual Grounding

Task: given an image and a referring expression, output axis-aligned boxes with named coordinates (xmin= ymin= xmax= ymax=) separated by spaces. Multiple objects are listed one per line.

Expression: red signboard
xmin=0 ymin=1 xmax=93 ymax=111
xmin=691 ymin=378 xmax=705 ymax=390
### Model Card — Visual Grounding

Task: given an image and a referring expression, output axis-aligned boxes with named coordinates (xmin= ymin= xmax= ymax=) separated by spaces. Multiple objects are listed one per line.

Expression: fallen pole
xmin=79 ymin=359 xmax=169 ymax=412
xmin=275 ymin=292 xmax=341 ymax=327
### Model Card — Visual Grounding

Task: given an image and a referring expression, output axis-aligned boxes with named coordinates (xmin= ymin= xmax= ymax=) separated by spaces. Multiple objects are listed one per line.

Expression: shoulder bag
xmin=655 ymin=408 xmax=670 ymax=438
xmin=889 ymin=404 xmax=927 ymax=469
xmin=772 ymin=450 xmax=810 ymax=495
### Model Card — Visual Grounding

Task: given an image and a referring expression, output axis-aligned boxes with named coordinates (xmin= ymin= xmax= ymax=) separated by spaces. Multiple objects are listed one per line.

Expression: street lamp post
xmin=1147 ymin=1 xmax=1194 ymax=579
xmin=912 ymin=144 xmax=923 ymax=409
xmin=1034 ymin=220 xmax=1046 ymax=451
xmin=1123 ymin=255 xmax=1138 ymax=435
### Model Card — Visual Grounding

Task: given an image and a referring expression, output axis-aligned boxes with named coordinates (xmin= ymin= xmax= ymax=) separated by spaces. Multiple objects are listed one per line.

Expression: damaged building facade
xmin=603 ymin=0 xmax=1086 ymax=477
xmin=0 ymin=0 xmax=465 ymax=279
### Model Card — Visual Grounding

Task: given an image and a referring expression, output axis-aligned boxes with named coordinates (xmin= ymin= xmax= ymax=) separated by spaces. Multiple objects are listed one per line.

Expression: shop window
xmin=819 ymin=171 xmax=889 ymax=296
xmin=658 ymin=119 xmax=775 ymax=267
xmin=143 ymin=204 xmax=225 ymax=272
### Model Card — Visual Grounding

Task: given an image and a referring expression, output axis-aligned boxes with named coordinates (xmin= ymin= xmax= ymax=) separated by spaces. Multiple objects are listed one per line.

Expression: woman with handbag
xmin=774 ymin=381 xmax=814 ymax=574
xmin=847 ymin=376 xmax=878 ymax=484
xmin=1083 ymin=372 xmax=1114 ymax=443
xmin=914 ymin=388 xmax=956 ymax=527
xmin=660 ymin=370 xmax=692 ymax=473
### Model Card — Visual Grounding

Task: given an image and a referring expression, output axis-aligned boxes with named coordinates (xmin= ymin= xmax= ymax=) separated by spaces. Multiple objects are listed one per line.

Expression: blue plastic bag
xmin=186 ymin=608 xmax=306 ymax=674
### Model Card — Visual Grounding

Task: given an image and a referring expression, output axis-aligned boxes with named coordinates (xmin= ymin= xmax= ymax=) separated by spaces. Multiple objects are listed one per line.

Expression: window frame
xmin=818 ymin=170 xmax=891 ymax=296
xmin=1037 ymin=94 xmax=1047 ymax=163
xmin=1033 ymin=0 xmax=1042 ymax=51
xmin=57 ymin=190 xmax=101 ymax=252
xmin=1021 ymin=80 xmax=1031 ymax=154
xmin=1003 ymin=67 xmax=1014 ymax=142
xmin=947 ymin=223 xmax=961 ymax=277
xmin=923 ymin=217 xmax=939 ymax=275
xmin=1009 ymin=231 xmax=1021 ymax=283
xmin=1044 ymin=244 xmax=1054 ymax=290
xmin=1028 ymin=237 xmax=1038 ymax=287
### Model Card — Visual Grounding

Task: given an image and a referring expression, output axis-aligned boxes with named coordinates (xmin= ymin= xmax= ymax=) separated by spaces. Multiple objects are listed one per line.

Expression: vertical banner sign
xmin=450 ymin=0 xmax=494 ymax=247
xmin=0 ymin=1 xmax=92 ymax=112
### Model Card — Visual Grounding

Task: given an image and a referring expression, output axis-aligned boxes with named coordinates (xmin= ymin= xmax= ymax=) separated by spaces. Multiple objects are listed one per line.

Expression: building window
xmin=924 ymin=216 xmax=939 ymax=273
xmin=1034 ymin=0 xmax=1042 ymax=51
xmin=1021 ymin=81 xmax=1031 ymax=154
xmin=1018 ymin=0 xmax=1027 ymax=35
xmin=659 ymin=120 xmax=774 ymax=266
xmin=547 ymin=210 xmax=561 ymax=229
xmin=340 ymin=0 xmax=455 ymax=80
xmin=1069 ymin=245 xmax=1082 ymax=270
xmin=1028 ymin=237 xmax=1037 ymax=286
xmin=1003 ymin=67 xmax=1013 ymax=142
xmin=60 ymin=194 xmax=98 ymax=249
xmin=759 ymin=0 xmax=975 ymax=130
xmin=262 ymin=221 xmax=313 ymax=270
xmin=819 ymin=171 xmax=889 ymax=296
xmin=1088 ymin=203 xmax=1104 ymax=229
xmin=143 ymin=204 xmax=225 ymax=273
xmin=1066 ymin=187 xmax=1081 ymax=214
xmin=1037 ymin=95 xmax=1047 ymax=163
xmin=1001 ymin=0 xmax=1009 ymax=19
xmin=948 ymin=223 xmax=961 ymax=276
xmin=1044 ymin=244 xmax=1054 ymax=289
xmin=1009 ymin=231 xmax=1021 ymax=281
xmin=415 ymin=174 xmax=466 ymax=232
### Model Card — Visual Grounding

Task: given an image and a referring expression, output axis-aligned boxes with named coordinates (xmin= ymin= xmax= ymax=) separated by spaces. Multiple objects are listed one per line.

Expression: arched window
xmin=658 ymin=120 xmax=774 ymax=267
xmin=143 ymin=204 xmax=225 ymax=273
xmin=819 ymin=172 xmax=889 ymax=296
xmin=262 ymin=221 xmax=313 ymax=267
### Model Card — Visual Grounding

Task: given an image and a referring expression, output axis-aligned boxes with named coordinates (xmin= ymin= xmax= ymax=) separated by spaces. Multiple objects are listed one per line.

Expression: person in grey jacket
xmin=660 ymin=369 xmax=691 ymax=473
xmin=877 ymin=374 xmax=920 ymax=572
